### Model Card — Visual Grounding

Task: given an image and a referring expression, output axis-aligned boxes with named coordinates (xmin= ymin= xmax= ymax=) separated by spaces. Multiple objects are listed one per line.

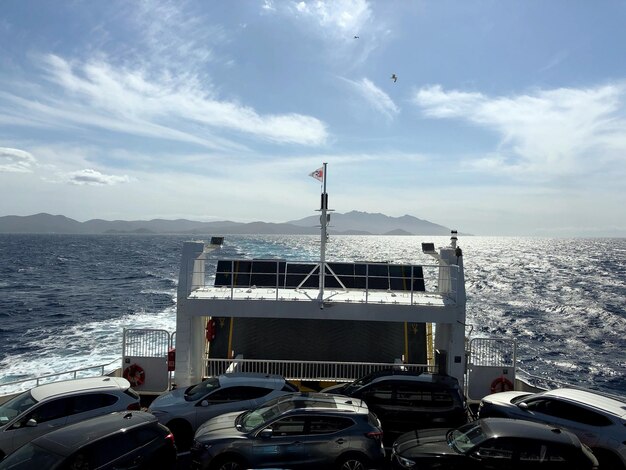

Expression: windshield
xmin=0 ymin=391 xmax=37 ymax=425
xmin=185 ymin=377 xmax=220 ymax=402
xmin=0 ymin=442 xmax=64 ymax=468
xmin=447 ymin=421 xmax=489 ymax=453
xmin=238 ymin=396 xmax=296 ymax=432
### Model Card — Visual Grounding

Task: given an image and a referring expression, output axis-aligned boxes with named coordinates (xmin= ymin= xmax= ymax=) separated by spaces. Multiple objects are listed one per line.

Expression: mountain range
xmin=0 ymin=212 xmax=457 ymax=235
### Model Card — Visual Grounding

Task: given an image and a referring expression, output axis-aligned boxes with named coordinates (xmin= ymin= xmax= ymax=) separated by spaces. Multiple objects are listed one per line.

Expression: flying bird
xmin=354 ymin=35 xmax=359 ymax=39
xmin=391 ymin=73 xmax=397 ymax=83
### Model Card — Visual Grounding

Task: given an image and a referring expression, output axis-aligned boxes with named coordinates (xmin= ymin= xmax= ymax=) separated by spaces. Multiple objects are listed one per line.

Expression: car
xmin=190 ymin=392 xmax=386 ymax=470
xmin=148 ymin=372 xmax=299 ymax=449
xmin=390 ymin=417 xmax=599 ymax=469
xmin=478 ymin=388 xmax=626 ymax=469
xmin=0 ymin=376 xmax=140 ymax=460
xmin=0 ymin=411 xmax=176 ymax=469
xmin=322 ymin=370 xmax=467 ymax=441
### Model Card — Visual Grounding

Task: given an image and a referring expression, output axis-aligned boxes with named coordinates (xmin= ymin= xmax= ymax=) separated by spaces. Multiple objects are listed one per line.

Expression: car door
xmin=7 ymin=397 xmax=72 ymax=454
xmin=194 ymin=386 xmax=256 ymax=429
xmin=252 ymin=415 xmax=309 ymax=468
xmin=358 ymin=381 xmax=396 ymax=431
xmin=302 ymin=415 xmax=355 ymax=468
xmin=469 ymin=437 xmax=516 ymax=470
xmin=522 ymin=399 xmax=603 ymax=447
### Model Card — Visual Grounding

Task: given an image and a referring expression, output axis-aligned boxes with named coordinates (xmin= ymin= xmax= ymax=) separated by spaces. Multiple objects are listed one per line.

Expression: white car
xmin=479 ymin=388 xmax=626 ymax=470
xmin=0 ymin=376 xmax=140 ymax=460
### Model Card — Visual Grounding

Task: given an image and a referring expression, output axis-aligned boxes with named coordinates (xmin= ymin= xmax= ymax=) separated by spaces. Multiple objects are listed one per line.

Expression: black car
xmin=323 ymin=370 xmax=467 ymax=440
xmin=0 ymin=411 xmax=176 ymax=469
xmin=190 ymin=392 xmax=386 ymax=470
xmin=391 ymin=417 xmax=599 ymax=469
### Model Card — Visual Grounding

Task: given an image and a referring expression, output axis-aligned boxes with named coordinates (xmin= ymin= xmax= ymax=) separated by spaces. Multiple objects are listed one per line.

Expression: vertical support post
xmin=318 ymin=162 xmax=328 ymax=306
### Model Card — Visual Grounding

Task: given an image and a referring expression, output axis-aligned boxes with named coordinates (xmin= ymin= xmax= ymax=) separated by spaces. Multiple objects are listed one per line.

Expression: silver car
xmin=0 ymin=376 xmax=140 ymax=460
xmin=148 ymin=372 xmax=298 ymax=449
xmin=478 ymin=387 xmax=626 ymax=470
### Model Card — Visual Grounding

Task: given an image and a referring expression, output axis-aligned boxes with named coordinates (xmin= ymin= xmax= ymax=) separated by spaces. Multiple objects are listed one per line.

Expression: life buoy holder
xmin=123 ymin=363 xmax=145 ymax=387
xmin=490 ymin=376 xmax=514 ymax=393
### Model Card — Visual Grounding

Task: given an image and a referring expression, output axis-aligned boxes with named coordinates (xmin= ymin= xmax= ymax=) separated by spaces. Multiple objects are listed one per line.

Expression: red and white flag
xmin=309 ymin=167 xmax=324 ymax=182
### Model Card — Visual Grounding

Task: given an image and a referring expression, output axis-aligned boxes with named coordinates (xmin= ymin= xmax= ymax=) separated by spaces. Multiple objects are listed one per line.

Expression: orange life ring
xmin=123 ymin=363 xmax=145 ymax=387
xmin=490 ymin=376 xmax=514 ymax=393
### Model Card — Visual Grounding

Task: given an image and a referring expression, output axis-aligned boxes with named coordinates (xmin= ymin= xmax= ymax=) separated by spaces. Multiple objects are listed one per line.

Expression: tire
xmin=210 ymin=456 xmax=246 ymax=470
xmin=166 ymin=419 xmax=193 ymax=451
xmin=336 ymin=453 xmax=370 ymax=470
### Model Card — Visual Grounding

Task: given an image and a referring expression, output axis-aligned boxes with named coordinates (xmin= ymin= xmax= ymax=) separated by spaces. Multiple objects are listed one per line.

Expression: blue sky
xmin=1 ymin=1 xmax=625 ymax=236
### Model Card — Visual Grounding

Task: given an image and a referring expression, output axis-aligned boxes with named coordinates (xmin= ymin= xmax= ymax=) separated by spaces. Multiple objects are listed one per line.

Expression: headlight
xmin=392 ymin=451 xmax=415 ymax=468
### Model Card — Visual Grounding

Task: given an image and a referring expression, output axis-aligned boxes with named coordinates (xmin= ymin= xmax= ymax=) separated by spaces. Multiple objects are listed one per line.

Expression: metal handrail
xmin=0 ymin=358 xmax=121 ymax=395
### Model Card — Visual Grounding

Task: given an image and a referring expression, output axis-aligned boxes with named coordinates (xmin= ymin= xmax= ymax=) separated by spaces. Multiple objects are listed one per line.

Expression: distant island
xmin=0 ymin=212 xmax=461 ymax=236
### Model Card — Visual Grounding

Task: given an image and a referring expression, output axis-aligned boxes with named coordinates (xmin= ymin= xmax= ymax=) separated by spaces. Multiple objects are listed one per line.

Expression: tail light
xmin=365 ymin=431 xmax=383 ymax=441
xmin=127 ymin=402 xmax=141 ymax=411
xmin=164 ymin=432 xmax=175 ymax=446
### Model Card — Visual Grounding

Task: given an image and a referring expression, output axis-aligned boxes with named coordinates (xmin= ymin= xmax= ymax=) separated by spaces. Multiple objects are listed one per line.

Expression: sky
xmin=1 ymin=1 xmax=626 ymax=236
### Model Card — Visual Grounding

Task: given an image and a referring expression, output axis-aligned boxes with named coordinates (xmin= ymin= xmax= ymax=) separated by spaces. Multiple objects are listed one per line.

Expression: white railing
xmin=0 ymin=358 xmax=121 ymax=396
xmin=191 ymin=261 xmax=458 ymax=304
xmin=204 ymin=358 xmax=436 ymax=382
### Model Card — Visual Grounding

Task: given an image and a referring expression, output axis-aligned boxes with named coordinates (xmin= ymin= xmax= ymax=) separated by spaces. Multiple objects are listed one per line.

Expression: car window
xmin=535 ymin=400 xmax=612 ymax=426
xmin=20 ymin=397 xmax=72 ymax=425
xmin=363 ymin=383 xmax=393 ymax=404
xmin=71 ymin=393 xmax=118 ymax=414
xmin=395 ymin=384 xmax=455 ymax=408
xmin=208 ymin=386 xmax=271 ymax=402
xmin=185 ymin=377 xmax=220 ymax=402
xmin=0 ymin=391 xmax=38 ymax=425
xmin=517 ymin=440 xmax=572 ymax=468
xmin=308 ymin=416 xmax=353 ymax=434
xmin=270 ymin=416 xmax=307 ymax=436
xmin=475 ymin=438 xmax=515 ymax=461
xmin=71 ymin=429 xmax=148 ymax=468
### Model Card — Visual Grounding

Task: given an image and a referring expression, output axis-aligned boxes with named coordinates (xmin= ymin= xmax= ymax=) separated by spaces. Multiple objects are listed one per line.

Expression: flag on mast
xmin=309 ymin=167 xmax=324 ymax=182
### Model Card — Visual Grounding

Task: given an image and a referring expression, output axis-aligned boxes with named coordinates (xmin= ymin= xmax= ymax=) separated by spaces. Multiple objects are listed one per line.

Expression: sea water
xmin=0 ymin=234 xmax=624 ymax=395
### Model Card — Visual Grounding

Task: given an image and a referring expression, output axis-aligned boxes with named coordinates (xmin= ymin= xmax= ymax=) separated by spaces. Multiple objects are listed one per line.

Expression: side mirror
xmin=517 ymin=402 xmax=529 ymax=410
xmin=259 ymin=428 xmax=273 ymax=439
xmin=200 ymin=400 xmax=209 ymax=407
xmin=25 ymin=418 xmax=38 ymax=427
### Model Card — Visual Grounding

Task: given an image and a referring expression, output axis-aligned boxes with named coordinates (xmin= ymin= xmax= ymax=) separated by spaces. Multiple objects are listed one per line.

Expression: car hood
xmin=195 ymin=411 xmax=244 ymax=440
xmin=148 ymin=387 xmax=188 ymax=410
xmin=393 ymin=428 xmax=459 ymax=458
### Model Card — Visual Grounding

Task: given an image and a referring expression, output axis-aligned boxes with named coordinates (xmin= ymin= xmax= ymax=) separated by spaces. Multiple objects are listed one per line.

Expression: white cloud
xmin=412 ymin=84 xmax=626 ymax=180
xmin=0 ymin=147 xmax=37 ymax=172
xmin=291 ymin=0 xmax=372 ymax=35
xmin=1 ymin=54 xmax=328 ymax=148
xmin=343 ymin=77 xmax=399 ymax=120
xmin=63 ymin=169 xmax=132 ymax=186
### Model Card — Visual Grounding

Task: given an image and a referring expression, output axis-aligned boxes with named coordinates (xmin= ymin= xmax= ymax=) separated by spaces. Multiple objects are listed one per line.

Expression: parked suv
xmin=0 ymin=411 xmax=176 ymax=469
xmin=190 ymin=392 xmax=386 ymax=470
xmin=0 ymin=377 xmax=140 ymax=460
xmin=148 ymin=372 xmax=298 ymax=449
xmin=478 ymin=388 xmax=626 ymax=470
xmin=323 ymin=370 xmax=467 ymax=441
xmin=391 ymin=417 xmax=599 ymax=469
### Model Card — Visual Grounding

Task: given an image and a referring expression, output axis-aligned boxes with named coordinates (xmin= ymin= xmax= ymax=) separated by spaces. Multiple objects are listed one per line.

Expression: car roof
xmin=542 ymin=388 xmax=626 ymax=418
xmin=274 ymin=392 xmax=369 ymax=414
xmin=480 ymin=418 xmax=580 ymax=446
xmin=30 ymin=411 xmax=156 ymax=456
xmin=217 ymin=372 xmax=285 ymax=385
xmin=358 ymin=369 xmax=460 ymax=387
xmin=30 ymin=377 xmax=130 ymax=402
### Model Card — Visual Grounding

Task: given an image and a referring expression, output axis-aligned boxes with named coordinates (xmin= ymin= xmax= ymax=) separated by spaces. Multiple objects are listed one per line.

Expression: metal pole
xmin=319 ymin=162 xmax=328 ymax=305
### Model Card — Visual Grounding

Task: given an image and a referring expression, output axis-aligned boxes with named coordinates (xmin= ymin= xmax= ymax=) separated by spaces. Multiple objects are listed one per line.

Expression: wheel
xmin=336 ymin=454 xmax=370 ymax=470
xmin=166 ymin=419 xmax=193 ymax=451
xmin=210 ymin=456 xmax=246 ymax=470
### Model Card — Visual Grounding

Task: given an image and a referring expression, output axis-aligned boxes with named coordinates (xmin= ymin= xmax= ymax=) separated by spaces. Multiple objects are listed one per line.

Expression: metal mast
xmin=318 ymin=162 xmax=328 ymax=305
